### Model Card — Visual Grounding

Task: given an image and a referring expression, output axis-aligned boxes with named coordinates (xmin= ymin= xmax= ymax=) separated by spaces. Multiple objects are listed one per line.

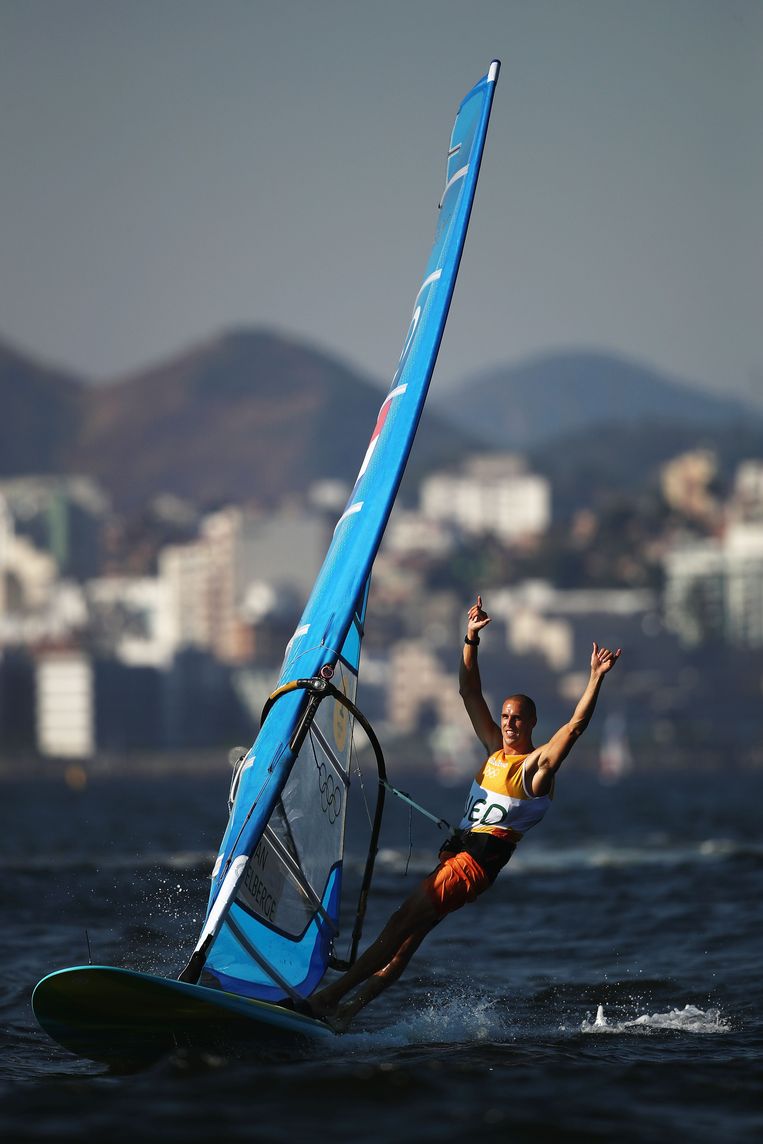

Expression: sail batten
xmin=186 ymin=61 xmax=501 ymax=1001
xmin=262 ymin=826 xmax=340 ymax=935
xmin=307 ymin=725 xmax=352 ymax=785
xmin=224 ymin=915 xmax=303 ymax=999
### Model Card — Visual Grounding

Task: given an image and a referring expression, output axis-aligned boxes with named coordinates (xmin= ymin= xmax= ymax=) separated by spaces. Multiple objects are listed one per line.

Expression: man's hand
xmin=590 ymin=642 xmax=621 ymax=679
xmin=467 ymin=595 xmax=491 ymax=639
xmin=528 ymin=641 xmax=622 ymax=794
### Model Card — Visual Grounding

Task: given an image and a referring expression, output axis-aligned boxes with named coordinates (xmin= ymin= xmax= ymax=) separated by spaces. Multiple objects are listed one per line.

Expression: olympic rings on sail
xmin=317 ymin=761 xmax=342 ymax=823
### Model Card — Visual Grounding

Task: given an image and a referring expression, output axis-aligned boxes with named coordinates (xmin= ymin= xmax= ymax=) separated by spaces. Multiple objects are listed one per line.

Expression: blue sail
xmin=192 ymin=61 xmax=501 ymax=1001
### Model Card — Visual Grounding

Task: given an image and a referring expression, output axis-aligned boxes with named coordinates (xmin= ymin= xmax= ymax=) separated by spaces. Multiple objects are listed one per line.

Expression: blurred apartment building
xmin=0 ymin=476 xmax=108 ymax=579
xmin=420 ymin=454 xmax=550 ymax=543
xmin=663 ymin=461 xmax=763 ymax=649
xmin=660 ymin=448 xmax=722 ymax=529
xmin=160 ymin=506 xmax=326 ymax=665
xmin=483 ymin=580 xmax=663 ymax=732
xmin=0 ymin=494 xmax=329 ymax=760
xmin=486 ymin=581 xmax=657 ymax=669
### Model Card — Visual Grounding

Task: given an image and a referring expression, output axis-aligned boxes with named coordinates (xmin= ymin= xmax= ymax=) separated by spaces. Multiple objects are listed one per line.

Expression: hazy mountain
xmin=0 ymin=329 xmax=477 ymax=513
xmin=0 ymin=340 xmax=84 ymax=475
xmin=2 ymin=332 xmax=758 ymax=520
xmin=431 ymin=351 xmax=760 ymax=448
xmin=528 ymin=418 xmax=763 ymax=520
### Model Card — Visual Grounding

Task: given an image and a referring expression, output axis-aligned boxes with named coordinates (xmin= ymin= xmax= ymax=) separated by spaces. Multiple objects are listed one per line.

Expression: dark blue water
xmin=2 ymin=766 xmax=762 ymax=1142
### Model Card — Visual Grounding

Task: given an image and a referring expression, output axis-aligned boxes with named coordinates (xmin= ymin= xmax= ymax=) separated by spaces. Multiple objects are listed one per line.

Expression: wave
xmin=3 ymin=835 xmax=761 ymax=877
xmin=0 ymin=849 xmax=216 ymax=874
xmin=370 ymin=837 xmax=763 ymax=877
xmin=580 ymin=1003 xmax=731 ymax=1035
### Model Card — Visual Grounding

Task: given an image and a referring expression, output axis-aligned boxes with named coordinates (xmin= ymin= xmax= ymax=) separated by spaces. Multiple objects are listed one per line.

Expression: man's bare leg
xmin=330 ymin=925 xmax=432 ymax=1029
xmin=310 ymin=883 xmax=439 ymax=1020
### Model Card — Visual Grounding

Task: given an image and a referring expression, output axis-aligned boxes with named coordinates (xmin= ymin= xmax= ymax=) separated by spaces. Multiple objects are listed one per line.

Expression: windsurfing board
xmin=32 ymin=965 xmax=334 ymax=1067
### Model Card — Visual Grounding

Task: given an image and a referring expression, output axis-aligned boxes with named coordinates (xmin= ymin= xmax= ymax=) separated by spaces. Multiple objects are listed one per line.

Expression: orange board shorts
xmin=423 ymin=850 xmax=492 ymax=919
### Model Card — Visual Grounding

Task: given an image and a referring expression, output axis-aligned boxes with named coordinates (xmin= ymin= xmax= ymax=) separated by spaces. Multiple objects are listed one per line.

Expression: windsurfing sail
xmin=179 ymin=60 xmax=501 ymax=1002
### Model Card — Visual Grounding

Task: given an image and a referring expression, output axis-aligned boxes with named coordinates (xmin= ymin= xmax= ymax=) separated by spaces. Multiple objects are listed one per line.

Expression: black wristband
xmin=464 ymin=634 xmax=480 ymax=646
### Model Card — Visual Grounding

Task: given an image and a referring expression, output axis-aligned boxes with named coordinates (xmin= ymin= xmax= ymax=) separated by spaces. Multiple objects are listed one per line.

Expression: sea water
xmin=1 ymin=768 xmax=761 ymax=1142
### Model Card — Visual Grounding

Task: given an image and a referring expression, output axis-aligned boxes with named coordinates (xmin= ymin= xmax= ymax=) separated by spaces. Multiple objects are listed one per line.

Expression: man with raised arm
xmin=306 ymin=595 xmax=621 ymax=1028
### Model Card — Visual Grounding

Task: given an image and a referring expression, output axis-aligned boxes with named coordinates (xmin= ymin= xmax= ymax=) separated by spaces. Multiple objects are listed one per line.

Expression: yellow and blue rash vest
xmin=439 ymin=750 xmax=554 ymax=883
xmin=459 ymin=750 xmax=553 ymax=844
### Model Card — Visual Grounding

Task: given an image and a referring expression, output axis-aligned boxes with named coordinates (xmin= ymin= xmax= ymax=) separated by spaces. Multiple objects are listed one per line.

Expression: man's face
xmin=501 ymin=699 xmax=534 ymax=752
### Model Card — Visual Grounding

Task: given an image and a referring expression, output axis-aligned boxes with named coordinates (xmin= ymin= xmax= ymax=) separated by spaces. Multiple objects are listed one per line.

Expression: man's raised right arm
xmin=459 ymin=595 xmax=501 ymax=754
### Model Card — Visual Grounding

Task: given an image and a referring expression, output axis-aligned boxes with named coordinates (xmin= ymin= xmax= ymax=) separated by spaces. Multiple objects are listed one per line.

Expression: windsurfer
xmin=306 ymin=595 xmax=620 ymax=1028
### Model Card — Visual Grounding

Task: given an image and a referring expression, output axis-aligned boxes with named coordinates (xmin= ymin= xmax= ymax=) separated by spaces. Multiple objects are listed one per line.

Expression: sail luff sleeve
xmin=281 ymin=62 xmax=500 ymax=687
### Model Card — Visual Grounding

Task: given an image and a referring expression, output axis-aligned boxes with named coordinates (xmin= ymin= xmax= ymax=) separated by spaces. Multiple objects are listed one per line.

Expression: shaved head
xmin=503 ymin=693 xmax=537 ymax=724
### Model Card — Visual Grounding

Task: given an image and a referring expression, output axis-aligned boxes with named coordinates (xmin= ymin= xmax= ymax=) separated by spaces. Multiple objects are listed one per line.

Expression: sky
xmin=1 ymin=0 xmax=761 ymax=406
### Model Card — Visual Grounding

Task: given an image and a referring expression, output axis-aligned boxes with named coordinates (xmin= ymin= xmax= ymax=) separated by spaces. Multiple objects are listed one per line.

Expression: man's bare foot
xmin=329 ymin=1004 xmax=356 ymax=1033
xmin=299 ymin=990 xmax=358 ymax=1032
xmin=277 ymin=994 xmax=346 ymax=1033
xmin=305 ymin=994 xmax=333 ymax=1019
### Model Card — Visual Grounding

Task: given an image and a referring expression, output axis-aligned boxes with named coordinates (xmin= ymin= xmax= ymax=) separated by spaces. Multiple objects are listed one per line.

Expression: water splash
xmin=339 ymin=986 xmax=511 ymax=1050
xmin=581 ymin=1002 xmax=731 ymax=1034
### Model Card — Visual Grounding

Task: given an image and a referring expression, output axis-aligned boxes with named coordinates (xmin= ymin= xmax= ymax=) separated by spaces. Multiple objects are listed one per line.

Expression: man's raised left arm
xmin=527 ymin=642 xmax=621 ymax=796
